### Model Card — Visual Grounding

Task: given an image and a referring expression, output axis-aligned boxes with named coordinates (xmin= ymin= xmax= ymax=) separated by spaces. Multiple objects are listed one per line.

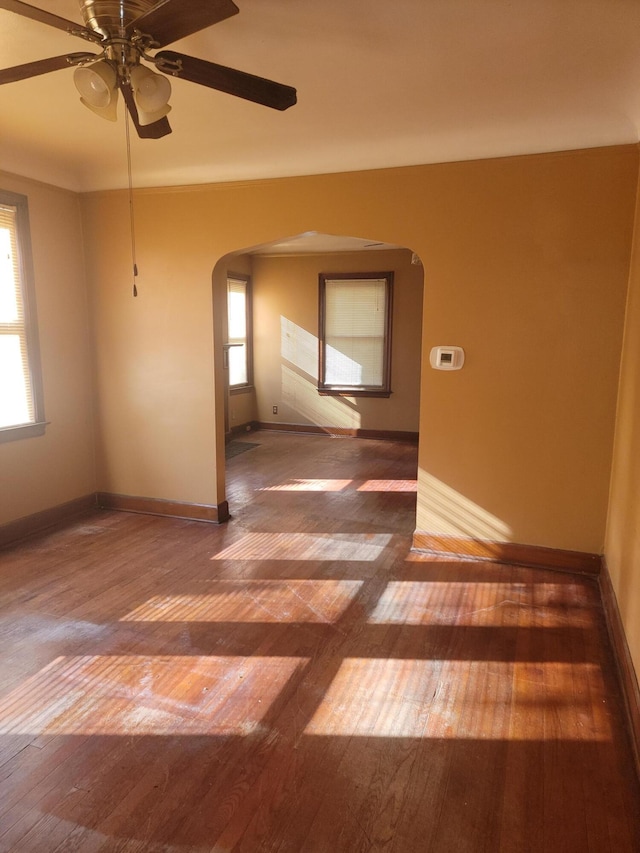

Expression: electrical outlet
xmin=272 ymin=405 xmax=278 ymax=415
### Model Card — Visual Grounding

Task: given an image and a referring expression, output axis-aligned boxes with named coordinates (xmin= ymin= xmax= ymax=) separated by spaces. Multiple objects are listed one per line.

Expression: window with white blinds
xmin=0 ymin=191 xmax=44 ymax=440
xmin=319 ymin=272 xmax=393 ymax=396
xmin=227 ymin=275 xmax=252 ymax=389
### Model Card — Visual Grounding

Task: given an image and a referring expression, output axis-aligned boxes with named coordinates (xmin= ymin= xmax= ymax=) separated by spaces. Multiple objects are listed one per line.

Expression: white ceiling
xmin=249 ymin=233 xmax=407 ymax=255
xmin=1 ymin=0 xmax=640 ymax=193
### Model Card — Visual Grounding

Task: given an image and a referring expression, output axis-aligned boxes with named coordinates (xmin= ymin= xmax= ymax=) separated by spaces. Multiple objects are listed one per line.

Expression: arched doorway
xmin=213 ymin=231 xmax=424 ymax=516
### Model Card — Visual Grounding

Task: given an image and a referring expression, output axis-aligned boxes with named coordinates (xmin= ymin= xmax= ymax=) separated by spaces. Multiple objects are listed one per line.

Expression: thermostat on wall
xmin=430 ymin=346 xmax=465 ymax=370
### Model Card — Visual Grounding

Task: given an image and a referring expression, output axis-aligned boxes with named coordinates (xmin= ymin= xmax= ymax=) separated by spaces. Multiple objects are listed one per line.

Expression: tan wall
xmin=228 ymin=385 xmax=257 ymax=432
xmin=81 ymin=145 xmax=637 ymax=552
xmin=250 ymin=249 xmax=422 ymax=432
xmin=415 ymin=147 xmax=636 ymax=552
xmin=0 ymin=172 xmax=95 ymax=525
xmin=82 ymin=187 xmax=220 ymax=506
xmin=605 ymin=154 xmax=640 ymax=679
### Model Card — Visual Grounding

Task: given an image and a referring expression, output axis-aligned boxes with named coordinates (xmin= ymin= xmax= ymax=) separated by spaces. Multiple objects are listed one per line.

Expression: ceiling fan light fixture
xmin=136 ymin=102 xmax=172 ymax=126
xmin=79 ymin=89 xmax=119 ymax=122
xmin=130 ymin=64 xmax=172 ymax=113
xmin=73 ymin=60 xmax=117 ymax=108
xmin=1 ymin=0 xmax=296 ymax=140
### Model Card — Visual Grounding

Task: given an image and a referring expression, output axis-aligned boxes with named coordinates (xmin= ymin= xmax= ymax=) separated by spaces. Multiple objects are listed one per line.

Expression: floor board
xmin=0 ymin=430 xmax=638 ymax=851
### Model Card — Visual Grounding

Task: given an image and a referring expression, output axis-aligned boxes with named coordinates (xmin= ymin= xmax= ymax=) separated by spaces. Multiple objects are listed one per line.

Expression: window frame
xmin=318 ymin=270 xmax=394 ymax=398
xmin=0 ymin=189 xmax=45 ymax=443
xmin=226 ymin=272 xmax=253 ymax=394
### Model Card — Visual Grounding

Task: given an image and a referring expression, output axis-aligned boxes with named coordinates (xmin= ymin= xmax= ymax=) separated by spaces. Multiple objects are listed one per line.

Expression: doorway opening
xmin=213 ymin=231 xmax=424 ymax=516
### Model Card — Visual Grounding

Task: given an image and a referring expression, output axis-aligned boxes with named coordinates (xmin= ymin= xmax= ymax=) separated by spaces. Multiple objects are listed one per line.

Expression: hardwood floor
xmin=0 ymin=429 xmax=638 ymax=851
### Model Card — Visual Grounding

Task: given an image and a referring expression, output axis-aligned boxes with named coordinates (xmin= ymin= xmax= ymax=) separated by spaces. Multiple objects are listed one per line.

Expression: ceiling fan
xmin=0 ymin=0 xmax=297 ymax=139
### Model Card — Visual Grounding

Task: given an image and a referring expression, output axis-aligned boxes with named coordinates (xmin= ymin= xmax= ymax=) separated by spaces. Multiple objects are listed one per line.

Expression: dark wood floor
xmin=0 ymin=430 xmax=638 ymax=851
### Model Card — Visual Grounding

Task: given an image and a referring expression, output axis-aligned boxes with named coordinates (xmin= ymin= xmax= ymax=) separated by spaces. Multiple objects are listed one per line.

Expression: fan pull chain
xmin=125 ymin=107 xmax=138 ymax=297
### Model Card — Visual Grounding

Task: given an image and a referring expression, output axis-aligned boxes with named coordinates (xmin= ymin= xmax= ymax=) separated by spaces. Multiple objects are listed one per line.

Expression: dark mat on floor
xmin=225 ymin=441 xmax=260 ymax=460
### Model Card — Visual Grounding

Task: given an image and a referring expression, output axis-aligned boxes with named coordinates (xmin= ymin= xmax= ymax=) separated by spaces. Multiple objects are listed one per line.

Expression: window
xmin=226 ymin=274 xmax=253 ymax=390
xmin=318 ymin=271 xmax=393 ymax=397
xmin=0 ymin=190 xmax=44 ymax=442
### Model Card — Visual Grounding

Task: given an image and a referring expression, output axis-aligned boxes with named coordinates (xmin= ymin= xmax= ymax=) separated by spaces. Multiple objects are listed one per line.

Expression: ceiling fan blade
xmin=156 ymin=51 xmax=297 ymax=111
xmin=119 ymin=81 xmax=172 ymax=139
xmin=0 ymin=53 xmax=97 ymax=85
xmin=0 ymin=0 xmax=93 ymax=38
xmin=126 ymin=0 xmax=239 ymax=48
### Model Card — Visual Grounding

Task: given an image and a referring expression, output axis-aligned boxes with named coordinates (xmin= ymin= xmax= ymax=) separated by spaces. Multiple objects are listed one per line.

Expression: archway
xmin=212 ymin=231 xmax=424 ymax=516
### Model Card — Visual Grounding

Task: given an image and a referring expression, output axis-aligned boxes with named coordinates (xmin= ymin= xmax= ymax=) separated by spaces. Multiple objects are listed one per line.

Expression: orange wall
xmin=0 ymin=171 xmax=95 ymax=525
xmin=415 ymin=147 xmax=636 ymax=551
xmin=80 ymin=145 xmax=637 ymax=551
xmin=249 ymin=249 xmax=422 ymax=432
xmin=605 ymin=151 xmax=640 ymax=678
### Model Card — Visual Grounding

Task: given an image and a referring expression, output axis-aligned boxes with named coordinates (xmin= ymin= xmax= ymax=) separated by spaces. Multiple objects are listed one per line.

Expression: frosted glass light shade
xmin=79 ymin=90 xmax=119 ymax=121
xmin=130 ymin=65 xmax=172 ymax=124
xmin=136 ymin=101 xmax=171 ymax=126
xmin=74 ymin=61 xmax=117 ymax=107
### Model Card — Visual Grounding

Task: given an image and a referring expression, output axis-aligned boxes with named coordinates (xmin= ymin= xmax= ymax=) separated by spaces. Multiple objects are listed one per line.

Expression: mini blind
xmin=0 ymin=203 xmax=34 ymax=428
xmin=323 ymin=278 xmax=388 ymax=389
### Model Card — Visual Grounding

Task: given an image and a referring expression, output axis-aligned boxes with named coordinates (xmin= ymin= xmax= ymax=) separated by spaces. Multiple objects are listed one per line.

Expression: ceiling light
xmin=130 ymin=65 xmax=172 ymax=126
xmin=74 ymin=60 xmax=118 ymax=121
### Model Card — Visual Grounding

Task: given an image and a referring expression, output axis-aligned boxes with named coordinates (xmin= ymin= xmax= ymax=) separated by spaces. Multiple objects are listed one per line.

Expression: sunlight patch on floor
xmin=257 ymin=478 xmax=417 ymax=493
xmin=259 ymin=479 xmax=353 ymax=492
xmin=0 ymin=655 xmax=308 ymax=737
xmin=367 ymin=581 xmax=595 ymax=628
xmin=210 ymin=532 xmax=393 ymax=561
xmin=121 ymin=580 xmax=364 ymax=623
xmin=303 ymin=659 xmax=610 ymax=740
xmin=357 ymin=479 xmax=417 ymax=492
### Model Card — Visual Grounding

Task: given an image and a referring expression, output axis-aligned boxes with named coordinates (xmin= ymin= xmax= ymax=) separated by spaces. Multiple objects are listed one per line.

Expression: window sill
xmin=0 ymin=421 xmax=48 ymax=444
xmin=230 ymin=385 xmax=255 ymax=396
xmin=318 ymin=388 xmax=391 ymax=399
